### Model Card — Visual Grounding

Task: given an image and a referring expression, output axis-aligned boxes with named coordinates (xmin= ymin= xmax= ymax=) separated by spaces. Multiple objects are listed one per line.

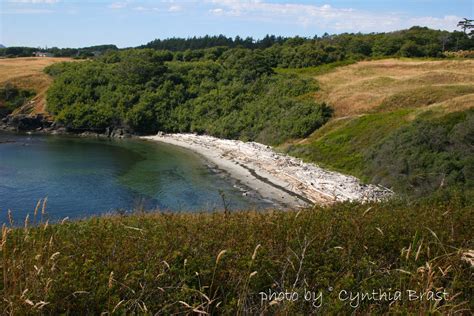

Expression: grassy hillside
xmin=283 ymin=59 xmax=474 ymax=198
xmin=312 ymin=59 xmax=474 ymax=117
xmin=1 ymin=193 xmax=472 ymax=314
xmin=0 ymin=57 xmax=73 ymax=115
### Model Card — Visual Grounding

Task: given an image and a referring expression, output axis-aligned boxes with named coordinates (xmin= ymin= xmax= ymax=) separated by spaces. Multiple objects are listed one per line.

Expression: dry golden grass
xmin=315 ymin=58 xmax=474 ymax=117
xmin=410 ymin=93 xmax=474 ymax=119
xmin=0 ymin=57 xmax=74 ymax=114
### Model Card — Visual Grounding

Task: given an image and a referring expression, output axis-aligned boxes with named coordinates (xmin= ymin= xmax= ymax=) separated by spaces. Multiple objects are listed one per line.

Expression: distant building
xmin=33 ymin=51 xmax=53 ymax=57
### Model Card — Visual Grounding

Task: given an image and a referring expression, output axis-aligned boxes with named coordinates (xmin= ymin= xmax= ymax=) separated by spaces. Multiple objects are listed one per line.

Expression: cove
xmin=0 ymin=132 xmax=273 ymax=224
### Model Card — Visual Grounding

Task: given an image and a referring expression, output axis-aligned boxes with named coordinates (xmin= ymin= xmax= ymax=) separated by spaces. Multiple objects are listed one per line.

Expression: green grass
xmin=1 ymin=192 xmax=472 ymax=314
xmin=286 ymin=108 xmax=474 ymax=197
xmin=274 ymin=59 xmax=357 ymax=78
xmin=286 ymin=109 xmax=412 ymax=181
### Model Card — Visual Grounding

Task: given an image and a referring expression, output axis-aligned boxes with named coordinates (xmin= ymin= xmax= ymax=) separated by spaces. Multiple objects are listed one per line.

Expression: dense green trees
xmin=0 ymin=84 xmax=35 ymax=117
xmin=0 ymin=45 xmax=118 ymax=58
xmin=142 ymin=34 xmax=286 ymax=51
xmin=139 ymin=27 xmax=474 ymax=68
xmin=141 ymin=27 xmax=473 ymax=58
xmin=0 ymin=47 xmax=37 ymax=58
xmin=45 ymin=49 xmax=330 ymax=144
xmin=2 ymin=27 xmax=473 ymax=63
xmin=161 ymin=27 xmax=472 ymax=68
xmin=368 ymin=109 xmax=474 ymax=196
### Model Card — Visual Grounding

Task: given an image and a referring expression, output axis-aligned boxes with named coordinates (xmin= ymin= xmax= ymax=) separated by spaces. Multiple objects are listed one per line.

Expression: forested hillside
xmin=45 ymin=49 xmax=331 ymax=144
xmin=43 ymin=27 xmax=474 ymax=138
xmin=143 ymin=27 xmax=473 ymax=66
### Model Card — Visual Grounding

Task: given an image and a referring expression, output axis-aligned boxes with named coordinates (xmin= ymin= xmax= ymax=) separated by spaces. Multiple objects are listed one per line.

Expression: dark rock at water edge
xmin=105 ymin=126 xmax=133 ymax=138
xmin=1 ymin=114 xmax=52 ymax=132
xmin=0 ymin=114 xmax=134 ymax=139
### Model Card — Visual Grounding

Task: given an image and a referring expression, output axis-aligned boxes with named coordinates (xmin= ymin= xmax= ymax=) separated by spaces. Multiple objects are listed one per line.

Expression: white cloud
xmin=205 ymin=0 xmax=461 ymax=32
xmin=3 ymin=0 xmax=58 ymax=14
xmin=210 ymin=8 xmax=224 ymax=15
xmin=104 ymin=0 xmax=461 ymax=31
xmin=8 ymin=0 xmax=60 ymax=3
xmin=408 ymin=15 xmax=461 ymax=31
xmin=168 ymin=5 xmax=181 ymax=12
xmin=108 ymin=2 xmax=127 ymax=9
xmin=1 ymin=8 xmax=54 ymax=14
xmin=133 ymin=6 xmax=146 ymax=11
xmin=133 ymin=6 xmax=165 ymax=12
xmin=108 ymin=0 xmax=182 ymax=13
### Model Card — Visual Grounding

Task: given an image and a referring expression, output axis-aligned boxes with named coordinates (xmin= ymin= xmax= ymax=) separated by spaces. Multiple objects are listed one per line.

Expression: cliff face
xmin=1 ymin=114 xmax=52 ymax=132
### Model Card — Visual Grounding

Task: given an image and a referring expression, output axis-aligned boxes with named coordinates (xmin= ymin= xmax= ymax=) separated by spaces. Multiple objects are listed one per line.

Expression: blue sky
xmin=1 ymin=0 xmax=473 ymax=48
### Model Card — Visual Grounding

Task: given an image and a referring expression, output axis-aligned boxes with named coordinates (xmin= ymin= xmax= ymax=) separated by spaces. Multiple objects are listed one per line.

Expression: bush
xmin=0 ymin=83 xmax=35 ymax=117
xmin=400 ymin=40 xmax=423 ymax=57
xmin=46 ymin=49 xmax=330 ymax=144
xmin=367 ymin=109 xmax=474 ymax=196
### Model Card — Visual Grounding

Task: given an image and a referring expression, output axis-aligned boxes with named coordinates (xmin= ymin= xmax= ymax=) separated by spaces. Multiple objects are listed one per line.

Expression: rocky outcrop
xmin=1 ymin=114 xmax=52 ymax=132
xmin=105 ymin=127 xmax=133 ymax=138
xmin=0 ymin=114 xmax=133 ymax=138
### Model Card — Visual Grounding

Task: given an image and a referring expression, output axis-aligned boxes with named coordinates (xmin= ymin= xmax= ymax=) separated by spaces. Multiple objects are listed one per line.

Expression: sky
xmin=1 ymin=0 xmax=473 ymax=48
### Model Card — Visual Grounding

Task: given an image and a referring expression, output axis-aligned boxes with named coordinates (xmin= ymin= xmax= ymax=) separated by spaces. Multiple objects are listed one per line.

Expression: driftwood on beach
xmin=143 ymin=133 xmax=393 ymax=206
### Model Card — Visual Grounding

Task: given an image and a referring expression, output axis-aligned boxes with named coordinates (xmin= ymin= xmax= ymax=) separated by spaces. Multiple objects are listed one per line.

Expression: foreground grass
xmin=1 ymin=193 xmax=472 ymax=314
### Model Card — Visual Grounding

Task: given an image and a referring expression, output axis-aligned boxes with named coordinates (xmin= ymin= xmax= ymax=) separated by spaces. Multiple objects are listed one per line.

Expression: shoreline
xmin=0 ymin=125 xmax=393 ymax=209
xmin=142 ymin=133 xmax=393 ymax=208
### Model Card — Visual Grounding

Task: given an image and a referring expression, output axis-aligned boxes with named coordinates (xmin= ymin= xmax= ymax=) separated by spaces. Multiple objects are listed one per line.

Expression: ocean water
xmin=0 ymin=132 xmax=272 ymax=224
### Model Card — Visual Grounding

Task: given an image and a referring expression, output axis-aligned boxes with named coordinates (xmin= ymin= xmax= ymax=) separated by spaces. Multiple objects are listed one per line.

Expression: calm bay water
xmin=0 ymin=132 xmax=272 ymax=224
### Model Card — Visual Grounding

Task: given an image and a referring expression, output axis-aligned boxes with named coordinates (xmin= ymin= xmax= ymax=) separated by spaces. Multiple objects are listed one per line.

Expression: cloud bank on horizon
xmin=1 ymin=0 xmax=472 ymax=47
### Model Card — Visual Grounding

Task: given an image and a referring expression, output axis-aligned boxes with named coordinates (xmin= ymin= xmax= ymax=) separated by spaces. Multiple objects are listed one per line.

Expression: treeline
xmin=141 ymin=34 xmax=288 ymax=51
xmin=45 ymin=49 xmax=331 ymax=144
xmin=0 ymin=45 xmax=118 ymax=59
xmin=140 ymin=27 xmax=474 ymax=68
xmin=143 ymin=27 xmax=473 ymax=52
xmin=3 ymin=27 xmax=474 ymax=66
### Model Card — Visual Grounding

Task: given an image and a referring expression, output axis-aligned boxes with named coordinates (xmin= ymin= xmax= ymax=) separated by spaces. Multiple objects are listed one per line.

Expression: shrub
xmin=46 ymin=50 xmax=330 ymax=144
